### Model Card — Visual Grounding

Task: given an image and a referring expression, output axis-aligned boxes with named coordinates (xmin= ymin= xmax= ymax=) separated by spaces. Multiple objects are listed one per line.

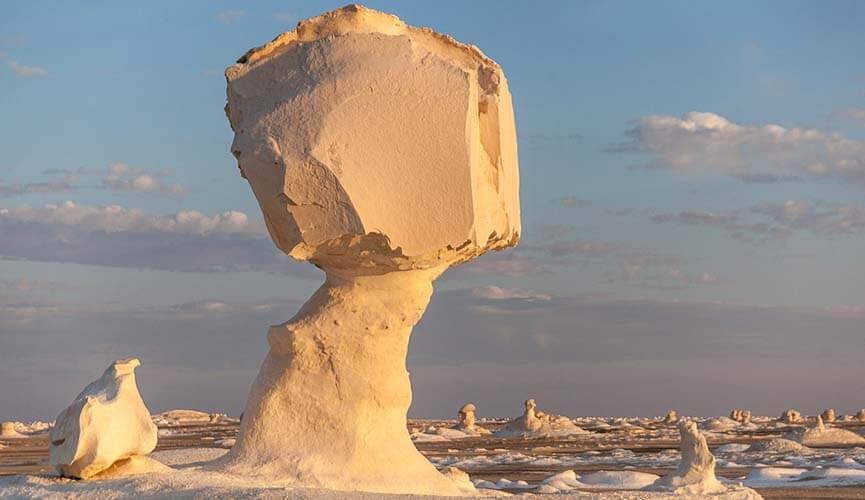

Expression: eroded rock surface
xmin=49 ymin=358 xmax=161 ymax=479
xmin=496 ymin=399 xmax=584 ymax=437
xmin=225 ymin=4 xmax=519 ymax=273
xmin=648 ymin=420 xmax=726 ymax=495
xmin=221 ymin=4 xmax=520 ymax=495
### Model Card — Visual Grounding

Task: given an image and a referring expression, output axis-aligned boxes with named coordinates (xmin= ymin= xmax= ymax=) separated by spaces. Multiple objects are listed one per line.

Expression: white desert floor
xmin=2 ymin=412 xmax=865 ymax=498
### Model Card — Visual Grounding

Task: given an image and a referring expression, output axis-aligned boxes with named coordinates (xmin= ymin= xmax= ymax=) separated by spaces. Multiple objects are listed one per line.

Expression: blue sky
xmin=2 ymin=1 xmax=865 ymax=420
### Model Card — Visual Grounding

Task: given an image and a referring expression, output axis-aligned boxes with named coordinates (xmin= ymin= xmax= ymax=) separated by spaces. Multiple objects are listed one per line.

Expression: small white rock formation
xmin=663 ymin=410 xmax=678 ymax=424
xmin=220 ymin=4 xmax=519 ymax=495
xmin=821 ymin=408 xmax=836 ymax=423
xmin=747 ymin=438 xmax=806 ymax=454
xmin=730 ymin=408 xmax=751 ymax=424
xmin=0 ymin=422 xmax=23 ymax=438
xmin=454 ymin=403 xmax=490 ymax=435
xmin=648 ymin=420 xmax=726 ymax=495
xmin=495 ymin=399 xmax=584 ymax=437
xmin=780 ymin=408 xmax=804 ymax=424
xmin=799 ymin=415 xmax=865 ymax=447
xmin=701 ymin=416 xmax=739 ymax=432
xmin=856 ymin=409 xmax=865 ymax=422
xmin=49 ymin=358 xmax=162 ymax=479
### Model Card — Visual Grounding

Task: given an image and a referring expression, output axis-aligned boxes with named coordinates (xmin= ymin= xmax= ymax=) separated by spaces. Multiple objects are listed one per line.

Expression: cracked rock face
xmin=225 ymin=4 xmax=520 ymax=273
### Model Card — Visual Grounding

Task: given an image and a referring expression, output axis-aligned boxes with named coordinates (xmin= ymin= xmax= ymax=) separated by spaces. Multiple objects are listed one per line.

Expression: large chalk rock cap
xmin=225 ymin=4 xmax=520 ymax=272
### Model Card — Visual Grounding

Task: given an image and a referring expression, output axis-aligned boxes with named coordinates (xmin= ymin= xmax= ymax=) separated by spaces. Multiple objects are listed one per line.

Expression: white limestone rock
xmin=225 ymin=4 xmax=520 ymax=273
xmin=856 ymin=409 xmax=865 ymax=422
xmin=49 ymin=358 xmax=161 ymax=479
xmin=701 ymin=416 xmax=740 ymax=432
xmin=747 ymin=438 xmax=806 ymax=454
xmin=495 ymin=399 xmax=585 ymax=437
xmin=780 ymin=408 xmax=804 ymax=424
xmin=647 ymin=420 xmax=726 ymax=495
xmin=663 ymin=410 xmax=678 ymax=424
xmin=220 ymin=4 xmax=520 ymax=495
xmin=799 ymin=415 xmax=865 ymax=447
xmin=454 ymin=403 xmax=491 ymax=435
xmin=821 ymin=408 xmax=836 ymax=423
xmin=730 ymin=409 xmax=751 ymax=424
xmin=0 ymin=422 xmax=23 ymax=438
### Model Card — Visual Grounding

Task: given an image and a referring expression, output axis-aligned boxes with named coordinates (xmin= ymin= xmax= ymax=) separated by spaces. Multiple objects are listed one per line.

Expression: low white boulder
xmin=49 ymin=358 xmax=161 ymax=479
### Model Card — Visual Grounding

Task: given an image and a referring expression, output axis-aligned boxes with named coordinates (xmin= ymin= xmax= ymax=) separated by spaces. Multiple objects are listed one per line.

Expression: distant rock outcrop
xmin=454 ymin=403 xmax=491 ymax=436
xmin=780 ymin=408 xmax=804 ymax=424
xmin=495 ymin=399 xmax=585 ymax=437
xmin=799 ymin=415 xmax=865 ymax=447
xmin=730 ymin=408 xmax=752 ymax=424
xmin=0 ymin=422 xmax=23 ymax=438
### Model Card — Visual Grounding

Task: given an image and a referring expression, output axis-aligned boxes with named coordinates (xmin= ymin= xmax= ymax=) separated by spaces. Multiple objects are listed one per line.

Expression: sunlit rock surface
xmin=48 ymin=358 xmax=161 ymax=479
xmin=220 ymin=4 xmax=520 ymax=495
xmin=648 ymin=420 xmax=727 ymax=495
xmin=495 ymin=399 xmax=585 ymax=437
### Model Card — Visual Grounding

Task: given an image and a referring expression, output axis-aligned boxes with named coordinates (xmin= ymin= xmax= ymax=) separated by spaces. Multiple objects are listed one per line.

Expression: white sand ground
xmin=3 ymin=412 xmax=865 ymax=498
xmin=0 ymin=448 xmax=759 ymax=499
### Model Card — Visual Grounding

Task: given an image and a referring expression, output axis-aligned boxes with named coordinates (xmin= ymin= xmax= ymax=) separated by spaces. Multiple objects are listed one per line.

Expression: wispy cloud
xmin=470 ymin=285 xmax=551 ymax=302
xmin=0 ymin=201 xmax=326 ymax=276
xmin=0 ymin=179 xmax=78 ymax=198
xmin=558 ymin=196 xmax=592 ymax=208
xmin=100 ymin=162 xmax=185 ymax=195
xmin=610 ymin=111 xmax=865 ymax=185
xmin=7 ymin=60 xmax=47 ymax=77
xmin=38 ymin=162 xmax=186 ymax=196
xmin=835 ymin=107 xmax=865 ymax=127
xmin=0 ymin=201 xmax=262 ymax=235
xmin=457 ymin=250 xmax=548 ymax=278
xmin=216 ymin=10 xmax=246 ymax=24
xmin=651 ymin=201 xmax=865 ymax=240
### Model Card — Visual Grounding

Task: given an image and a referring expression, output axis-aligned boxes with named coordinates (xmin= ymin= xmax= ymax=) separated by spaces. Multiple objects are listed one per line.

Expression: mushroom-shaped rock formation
xmin=780 ymin=408 xmax=804 ymax=424
xmin=647 ymin=420 xmax=726 ymax=495
xmin=856 ymin=409 xmax=865 ymax=422
xmin=821 ymin=408 xmax=836 ymax=423
xmin=663 ymin=410 xmax=679 ymax=424
xmin=730 ymin=408 xmax=752 ymax=424
xmin=49 ymin=358 xmax=162 ymax=479
xmin=220 ymin=5 xmax=519 ymax=495
xmin=495 ymin=399 xmax=584 ymax=437
xmin=454 ymin=403 xmax=490 ymax=435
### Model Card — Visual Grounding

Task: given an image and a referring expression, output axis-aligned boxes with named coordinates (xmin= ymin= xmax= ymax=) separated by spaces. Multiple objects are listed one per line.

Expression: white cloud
xmin=7 ymin=60 xmax=47 ymax=77
xmin=651 ymin=200 xmax=865 ymax=241
xmin=651 ymin=211 xmax=738 ymax=227
xmin=101 ymin=162 xmax=185 ymax=195
xmin=612 ymin=111 xmax=865 ymax=185
xmin=216 ymin=10 xmax=246 ymax=24
xmin=624 ymin=266 xmax=723 ymax=290
xmin=0 ymin=179 xmax=77 ymax=198
xmin=0 ymin=201 xmax=264 ymax=236
xmin=471 ymin=286 xmax=551 ymax=302
xmin=558 ymin=196 xmax=592 ymax=208
xmin=836 ymin=107 xmax=865 ymax=127
xmin=458 ymin=251 xmax=548 ymax=278
xmin=751 ymin=200 xmax=865 ymax=235
xmin=0 ymin=201 xmax=327 ymax=276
